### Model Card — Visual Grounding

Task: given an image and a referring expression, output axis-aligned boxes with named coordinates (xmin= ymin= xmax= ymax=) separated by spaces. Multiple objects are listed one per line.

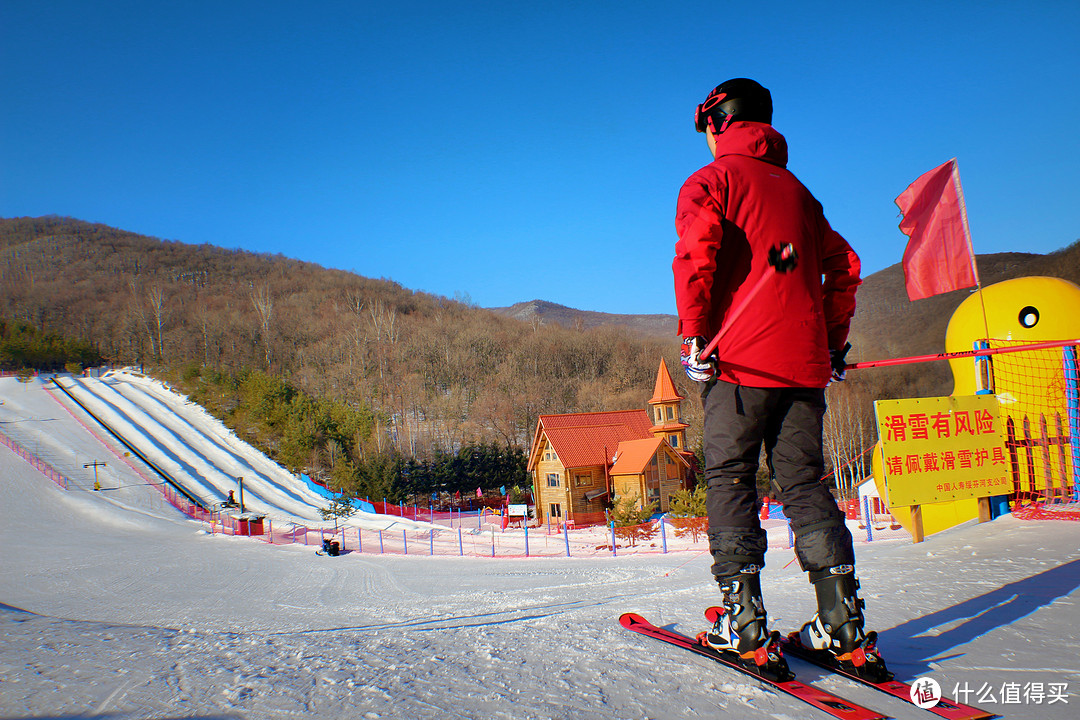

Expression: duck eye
xmin=1018 ymin=306 xmax=1039 ymax=329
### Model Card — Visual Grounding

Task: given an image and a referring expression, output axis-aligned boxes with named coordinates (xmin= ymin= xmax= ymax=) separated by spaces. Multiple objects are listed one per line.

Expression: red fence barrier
xmin=0 ymin=429 xmax=69 ymax=490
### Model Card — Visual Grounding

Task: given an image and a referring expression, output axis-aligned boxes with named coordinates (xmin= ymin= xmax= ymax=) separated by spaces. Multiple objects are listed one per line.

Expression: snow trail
xmin=3 ymin=373 xmax=1079 ymax=719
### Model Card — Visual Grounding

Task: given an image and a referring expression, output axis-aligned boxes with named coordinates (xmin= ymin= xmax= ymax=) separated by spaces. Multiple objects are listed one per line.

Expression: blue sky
xmin=3 ymin=1 xmax=1078 ymax=315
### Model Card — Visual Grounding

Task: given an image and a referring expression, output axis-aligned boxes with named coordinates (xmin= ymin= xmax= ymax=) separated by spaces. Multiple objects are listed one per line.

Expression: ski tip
xmin=619 ymin=612 xmax=646 ymax=630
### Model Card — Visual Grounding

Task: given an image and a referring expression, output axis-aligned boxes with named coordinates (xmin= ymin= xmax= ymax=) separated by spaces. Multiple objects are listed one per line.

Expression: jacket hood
xmin=712 ymin=122 xmax=788 ymax=168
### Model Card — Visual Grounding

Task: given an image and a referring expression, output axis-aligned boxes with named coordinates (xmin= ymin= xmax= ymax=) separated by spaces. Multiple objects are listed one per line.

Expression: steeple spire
xmin=649 ymin=358 xmax=685 ymax=405
xmin=648 ymin=359 xmax=689 ymax=450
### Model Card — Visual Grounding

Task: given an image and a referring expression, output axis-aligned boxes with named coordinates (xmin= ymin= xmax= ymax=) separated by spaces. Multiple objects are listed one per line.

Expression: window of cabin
xmin=667 ymin=406 xmax=674 ymax=420
xmin=546 ymin=473 xmax=560 ymax=487
xmin=549 ymin=503 xmax=562 ymax=518
xmin=575 ymin=474 xmax=591 ymax=488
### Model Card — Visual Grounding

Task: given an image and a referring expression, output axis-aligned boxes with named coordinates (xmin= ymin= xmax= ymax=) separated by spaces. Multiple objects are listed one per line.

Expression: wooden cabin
xmin=610 ymin=436 xmax=691 ymax=511
xmin=528 ymin=359 xmax=694 ymax=524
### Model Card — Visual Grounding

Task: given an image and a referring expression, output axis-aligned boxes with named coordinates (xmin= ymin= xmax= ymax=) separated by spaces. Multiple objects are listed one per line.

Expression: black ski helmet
xmin=694 ymin=78 xmax=773 ymax=134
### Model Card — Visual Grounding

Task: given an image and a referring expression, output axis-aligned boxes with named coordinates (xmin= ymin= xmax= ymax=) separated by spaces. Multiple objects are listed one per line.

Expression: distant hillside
xmin=490 ymin=300 xmax=677 ymax=339
xmin=491 ymin=242 xmax=1080 ymax=398
xmin=494 ymin=244 xmax=1080 ymax=359
xmin=848 ymin=244 xmax=1080 ymax=395
xmin=2 ymin=215 xmax=1077 ymax=480
xmin=0 ymin=216 xmax=683 ymax=467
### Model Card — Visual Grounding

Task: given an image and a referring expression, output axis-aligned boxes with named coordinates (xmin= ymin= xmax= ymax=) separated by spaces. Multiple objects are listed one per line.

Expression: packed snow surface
xmin=1 ymin=370 xmax=438 ymax=533
xmin=2 ymin=373 xmax=1079 ymax=719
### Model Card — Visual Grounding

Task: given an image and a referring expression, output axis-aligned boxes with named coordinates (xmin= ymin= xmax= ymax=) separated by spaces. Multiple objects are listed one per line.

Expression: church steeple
xmin=648 ymin=359 xmax=689 ymax=450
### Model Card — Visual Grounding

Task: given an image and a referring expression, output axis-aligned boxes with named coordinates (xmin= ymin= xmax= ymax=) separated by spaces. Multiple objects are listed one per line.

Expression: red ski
xmin=780 ymin=632 xmax=997 ymax=720
xmin=619 ymin=613 xmax=886 ymax=720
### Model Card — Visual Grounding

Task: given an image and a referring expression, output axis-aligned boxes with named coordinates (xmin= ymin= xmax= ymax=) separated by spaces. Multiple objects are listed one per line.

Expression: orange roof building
xmin=528 ymin=359 xmax=694 ymax=524
xmin=610 ymin=437 xmax=691 ymax=515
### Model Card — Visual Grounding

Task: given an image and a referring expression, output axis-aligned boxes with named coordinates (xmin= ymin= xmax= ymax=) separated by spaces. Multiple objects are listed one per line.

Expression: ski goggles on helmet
xmin=694 ymin=92 xmax=728 ymax=133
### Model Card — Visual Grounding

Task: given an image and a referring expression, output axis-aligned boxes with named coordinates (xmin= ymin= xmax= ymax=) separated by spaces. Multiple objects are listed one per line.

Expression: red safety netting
xmin=0 ymin=429 xmax=69 ymax=490
xmin=988 ymin=340 xmax=1079 ymax=520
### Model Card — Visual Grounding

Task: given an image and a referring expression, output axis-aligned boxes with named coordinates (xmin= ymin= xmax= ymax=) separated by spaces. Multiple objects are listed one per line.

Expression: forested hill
xmin=846 ymin=242 xmax=1080 ymax=397
xmin=0 ymin=216 xmax=683 ymax=461
xmin=2 ymin=215 xmax=1077 ymax=482
xmin=493 ymin=242 xmax=1080 ymax=399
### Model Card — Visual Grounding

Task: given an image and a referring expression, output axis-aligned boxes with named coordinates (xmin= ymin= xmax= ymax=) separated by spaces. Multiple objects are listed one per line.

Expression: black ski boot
xmin=797 ymin=565 xmax=892 ymax=682
xmin=702 ymin=565 xmax=792 ymax=681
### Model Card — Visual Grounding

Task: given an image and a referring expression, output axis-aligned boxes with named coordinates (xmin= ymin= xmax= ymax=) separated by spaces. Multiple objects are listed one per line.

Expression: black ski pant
xmin=701 ymin=380 xmax=854 ymax=580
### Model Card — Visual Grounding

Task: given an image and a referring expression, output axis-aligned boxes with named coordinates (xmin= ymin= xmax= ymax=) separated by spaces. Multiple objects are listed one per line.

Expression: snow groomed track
xmin=52 ymin=370 xmax=329 ymax=522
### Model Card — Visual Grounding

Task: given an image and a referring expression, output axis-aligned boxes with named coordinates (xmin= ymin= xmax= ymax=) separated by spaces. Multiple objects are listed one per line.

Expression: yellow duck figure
xmin=874 ymin=276 xmax=1080 ymax=538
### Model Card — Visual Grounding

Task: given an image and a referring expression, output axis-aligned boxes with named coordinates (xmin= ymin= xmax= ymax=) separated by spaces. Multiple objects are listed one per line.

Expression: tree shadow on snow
xmin=874 ymin=558 xmax=1080 ymax=678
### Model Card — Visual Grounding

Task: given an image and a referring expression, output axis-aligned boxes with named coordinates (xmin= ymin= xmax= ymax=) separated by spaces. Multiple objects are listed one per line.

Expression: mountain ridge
xmin=2 ymin=215 xmax=1078 ymax=452
xmin=491 ymin=244 xmax=1080 ymax=360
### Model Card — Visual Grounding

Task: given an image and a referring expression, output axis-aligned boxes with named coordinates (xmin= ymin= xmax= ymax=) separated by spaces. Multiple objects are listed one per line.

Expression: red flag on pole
xmin=895 ymin=158 xmax=978 ymax=300
xmin=476 ymin=487 xmax=483 ymax=498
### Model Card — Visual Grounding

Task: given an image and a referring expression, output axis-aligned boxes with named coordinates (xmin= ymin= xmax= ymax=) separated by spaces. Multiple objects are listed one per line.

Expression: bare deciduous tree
xmin=250 ymin=283 xmax=274 ymax=370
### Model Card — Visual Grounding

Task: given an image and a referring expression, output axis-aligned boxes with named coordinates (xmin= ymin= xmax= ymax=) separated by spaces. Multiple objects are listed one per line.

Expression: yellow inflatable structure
xmin=875 ymin=276 xmax=1080 ymax=539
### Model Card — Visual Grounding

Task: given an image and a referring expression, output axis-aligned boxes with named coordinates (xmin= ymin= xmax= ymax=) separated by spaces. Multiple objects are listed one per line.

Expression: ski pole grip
xmin=768 ymin=243 xmax=798 ymax=272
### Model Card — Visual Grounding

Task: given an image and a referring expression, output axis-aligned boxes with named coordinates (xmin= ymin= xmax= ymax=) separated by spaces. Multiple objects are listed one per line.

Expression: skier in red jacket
xmin=673 ymin=78 xmax=887 ymax=681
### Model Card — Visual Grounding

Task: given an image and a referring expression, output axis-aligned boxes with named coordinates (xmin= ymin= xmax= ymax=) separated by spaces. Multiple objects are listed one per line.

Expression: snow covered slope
xmin=56 ymin=369 xmax=331 ymax=521
xmin=0 ymin=372 xmax=443 ymax=534
xmin=2 ymin=373 xmax=1079 ymax=719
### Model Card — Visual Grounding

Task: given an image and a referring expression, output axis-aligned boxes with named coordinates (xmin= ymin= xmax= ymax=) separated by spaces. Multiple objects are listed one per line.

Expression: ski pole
xmin=844 ymin=338 xmax=1080 ymax=371
xmin=700 ymin=243 xmax=797 ymax=360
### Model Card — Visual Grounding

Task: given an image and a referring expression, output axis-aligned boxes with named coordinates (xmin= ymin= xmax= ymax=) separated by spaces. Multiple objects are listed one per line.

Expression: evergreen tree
xmin=667 ymin=485 xmax=708 ymax=542
xmin=319 ymin=495 xmax=357 ymax=532
xmin=609 ymin=493 xmax=658 ymax=547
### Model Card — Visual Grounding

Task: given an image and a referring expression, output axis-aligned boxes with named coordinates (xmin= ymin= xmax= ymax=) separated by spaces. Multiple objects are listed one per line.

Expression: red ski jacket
xmin=673 ymin=122 xmax=860 ymax=388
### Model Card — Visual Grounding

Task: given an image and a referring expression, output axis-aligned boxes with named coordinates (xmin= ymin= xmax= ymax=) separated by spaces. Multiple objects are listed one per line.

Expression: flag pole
xmin=952 ymin=159 xmax=991 ymax=342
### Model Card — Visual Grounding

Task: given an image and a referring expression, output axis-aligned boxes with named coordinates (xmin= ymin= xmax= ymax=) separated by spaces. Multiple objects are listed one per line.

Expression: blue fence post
xmin=975 ymin=340 xmax=994 ymax=395
xmin=491 ymin=527 xmax=496 ymax=558
xmin=403 ymin=529 xmax=408 ymax=555
xmin=525 ymin=523 xmax=529 ymax=558
xmin=430 ymin=529 xmax=434 ymax=556
xmin=458 ymin=527 xmax=464 ymax=556
xmin=660 ymin=515 xmax=668 ymax=553
xmin=358 ymin=528 xmax=362 ymax=554
xmin=563 ymin=521 xmax=570 ymax=557
xmin=379 ymin=530 xmax=384 ymax=554
xmin=611 ymin=522 xmax=617 ymax=557
xmin=863 ymin=496 xmax=873 ymax=542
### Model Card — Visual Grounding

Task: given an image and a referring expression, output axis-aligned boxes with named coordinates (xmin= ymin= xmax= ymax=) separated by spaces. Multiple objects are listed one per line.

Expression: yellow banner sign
xmin=874 ymin=394 xmax=1010 ymax=506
